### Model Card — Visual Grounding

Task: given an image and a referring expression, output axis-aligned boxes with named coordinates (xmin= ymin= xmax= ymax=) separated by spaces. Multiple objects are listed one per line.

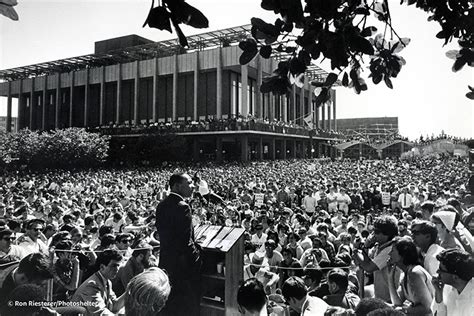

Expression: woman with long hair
xmin=387 ymin=236 xmax=434 ymax=315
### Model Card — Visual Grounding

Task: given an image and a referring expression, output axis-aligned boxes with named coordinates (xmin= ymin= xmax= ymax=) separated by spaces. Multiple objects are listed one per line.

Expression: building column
xmin=331 ymin=89 xmax=337 ymax=131
xmin=193 ymin=51 xmax=199 ymax=121
xmin=258 ymin=137 xmax=264 ymax=160
xmin=241 ymin=63 xmax=248 ymax=117
xmin=300 ymin=83 xmax=305 ymax=126
xmin=6 ymin=81 xmax=12 ymax=132
xmin=84 ymin=68 xmax=90 ymax=127
xmin=270 ymin=138 xmax=276 ymax=160
xmin=282 ymin=139 xmax=287 ymax=159
xmin=193 ymin=138 xmax=200 ymax=161
xmin=152 ymin=58 xmax=158 ymax=122
xmin=321 ymin=102 xmax=326 ymax=130
xmin=55 ymin=73 xmax=61 ymax=129
xmin=133 ymin=61 xmax=139 ymax=125
xmin=292 ymin=140 xmax=297 ymax=159
xmin=18 ymin=79 xmax=23 ymax=130
xmin=377 ymin=149 xmax=383 ymax=159
xmin=99 ymin=66 xmax=105 ymax=126
xmin=315 ymin=98 xmax=319 ymax=129
xmin=292 ymin=86 xmax=296 ymax=123
xmin=302 ymin=141 xmax=308 ymax=158
xmin=30 ymin=78 xmax=35 ymax=129
xmin=42 ymin=76 xmax=47 ymax=130
xmin=308 ymin=84 xmax=313 ymax=127
xmin=269 ymin=93 xmax=274 ymax=121
xmin=241 ymin=135 xmax=249 ymax=162
xmin=69 ymin=72 xmax=74 ymax=127
xmin=327 ymin=101 xmax=332 ymax=130
xmin=256 ymin=55 xmax=263 ymax=119
xmin=216 ymin=137 xmax=223 ymax=162
xmin=172 ymin=54 xmax=178 ymax=122
xmin=116 ymin=65 xmax=122 ymax=124
xmin=216 ymin=47 xmax=222 ymax=119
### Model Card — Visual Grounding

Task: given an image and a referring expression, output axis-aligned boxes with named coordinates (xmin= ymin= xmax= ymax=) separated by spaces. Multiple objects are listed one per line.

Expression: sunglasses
xmin=411 ymin=230 xmax=425 ymax=235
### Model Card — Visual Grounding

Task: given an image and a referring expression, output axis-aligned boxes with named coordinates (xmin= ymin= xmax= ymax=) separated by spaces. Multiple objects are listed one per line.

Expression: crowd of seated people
xmin=0 ymin=154 xmax=473 ymax=315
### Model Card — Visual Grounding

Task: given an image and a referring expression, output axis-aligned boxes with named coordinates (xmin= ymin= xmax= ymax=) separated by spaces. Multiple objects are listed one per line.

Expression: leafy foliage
xmin=236 ymin=0 xmax=473 ymax=102
xmin=235 ymin=0 xmax=414 ymax=104
xmin=0 ymin=128 xmax=110 ymax=170
xmin=143 ymin=0 xmax=208 ymax=47
xmin=0 ymin=0 xmax=18 ymax=21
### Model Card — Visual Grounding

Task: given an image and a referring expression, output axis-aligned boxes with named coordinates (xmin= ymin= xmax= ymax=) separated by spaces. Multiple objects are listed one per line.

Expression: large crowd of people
xmin=0 ymin=154 xmax=473 ymax=315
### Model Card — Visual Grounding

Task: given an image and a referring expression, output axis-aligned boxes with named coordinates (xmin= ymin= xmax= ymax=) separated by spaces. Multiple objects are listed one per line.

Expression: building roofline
xmin=0 ymin=24 xmax=330 ymax=83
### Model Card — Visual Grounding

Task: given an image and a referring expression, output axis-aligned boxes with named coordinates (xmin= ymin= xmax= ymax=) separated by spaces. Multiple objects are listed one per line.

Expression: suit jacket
xmin=72 ymin=272 xmax=118 ymax=316
xmin=156 ymin=193 xmax=201 ymax=280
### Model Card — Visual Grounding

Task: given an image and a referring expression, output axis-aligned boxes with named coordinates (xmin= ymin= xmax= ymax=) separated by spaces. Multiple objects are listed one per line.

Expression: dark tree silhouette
xmin=142 ymin=0 xmax=473 ymax=103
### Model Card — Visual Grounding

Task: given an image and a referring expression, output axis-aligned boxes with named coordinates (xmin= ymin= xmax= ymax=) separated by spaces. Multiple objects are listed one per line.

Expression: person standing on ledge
xmin=156 ymin=173 xmax=202 ymax=315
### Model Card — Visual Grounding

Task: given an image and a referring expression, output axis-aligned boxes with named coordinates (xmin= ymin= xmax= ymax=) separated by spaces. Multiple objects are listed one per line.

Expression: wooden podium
xmin=195 ymin=225 xmax=245 ymax=316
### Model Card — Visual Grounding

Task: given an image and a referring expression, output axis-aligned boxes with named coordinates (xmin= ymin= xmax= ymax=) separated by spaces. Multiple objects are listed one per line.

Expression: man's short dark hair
xmin=420 ymin=201 xmax=435 ymax=213
xmin=96 ymin=249 xmax=123 ymax=270
xmin=0 ymin=228 xmax=13 ymax=239
xmin=367 ymin=308 xmax=404 ymax=316
xmin=327 ymin=268 xmax=349 ymax=292
xmin=6 ymin=284 xmax=45 ymax=316
xmin=237 ymin=278 xmax=267 ymax=313
xmin=26 ymin=219 xmax=45 ymax=230
xmin=169 ymin=173 xmax=186 ymax=189
xmin=354 ymin=298 xmax=389 ymax=316
xmin=17 ymin=253 xmax=53 ymax=282
xmin=99 ymin=225 xmax=114 ymax=237
xmin=282 ymin=276 xmax=307 ymax=301
xmin=84 ymin=216 xmax=95 ymax=226
xmin=436 ymin=248 xmax=474 ymax=281
xmin=374 ymin=216 xmax=398 ymax=240
xmin=393 ymin=236 xmax=421 ymax=266
xmin=411 ymin=220 xmax=438 ymax=244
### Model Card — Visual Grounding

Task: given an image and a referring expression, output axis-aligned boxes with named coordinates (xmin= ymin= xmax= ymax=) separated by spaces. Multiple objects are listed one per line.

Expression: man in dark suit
xmin=156 ymin=173 xmax=202 ymax=315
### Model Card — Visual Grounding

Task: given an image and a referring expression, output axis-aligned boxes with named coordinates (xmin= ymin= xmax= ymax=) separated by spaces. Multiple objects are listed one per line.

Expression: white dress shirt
xmin=431 ymin=278 xmax=474 ymax=316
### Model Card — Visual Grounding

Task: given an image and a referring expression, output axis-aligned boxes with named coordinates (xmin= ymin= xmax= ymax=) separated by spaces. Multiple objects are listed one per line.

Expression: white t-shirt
xmin=198 ymin=180 xmax=210 ymax=195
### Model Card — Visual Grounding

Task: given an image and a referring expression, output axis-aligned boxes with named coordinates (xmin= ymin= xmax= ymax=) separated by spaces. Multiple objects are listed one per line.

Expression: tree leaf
xmin=342 ymin=72 xmax=349 ymax=87
xmin=324 ymin=72 xmax=338 ymax=86
xmin=171 ymin=18 xmax=188 ymax=48
xmin=143 ymin=6 xmax=172 ymax=32
xmin=445 ymin=50 xmax=459 ymax=60
xmin=0 ymin=3 xmax=18 ymax=21
xmin=357 ymin=37 xmax=375 ymax=55
xmin=240 ymin=49 xmax=258 ymax=65
xmin=289 ymin=57 xmax=306 ymax=76
xmin=354 ymin=7 xmax=370 ymax=15
xmin=360 ymin=26 xmax=377 ymax=37
xmin=260 ymin=45 xmax=272 ymax=58
xmin=384 ymin=76 xmax=393 ymax=89
xmin=452 ymin=57 xmax=466 ymax=72
xmin=466 ymin=91 xmax=474 ymax=100
xmin=179 ymin=2 xmax=209 ymax=28
xmin=239 ymin=38 xmax=258 ymax=52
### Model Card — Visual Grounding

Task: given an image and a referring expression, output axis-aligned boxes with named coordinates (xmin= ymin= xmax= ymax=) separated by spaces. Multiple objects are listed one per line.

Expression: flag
xmin=303 ymin=114 xmax=313 ymax=129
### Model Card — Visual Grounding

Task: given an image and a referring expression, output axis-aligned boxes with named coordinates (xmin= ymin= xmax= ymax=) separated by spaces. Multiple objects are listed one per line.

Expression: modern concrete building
xmin=0 ymin=25 xmax=340 ymax=161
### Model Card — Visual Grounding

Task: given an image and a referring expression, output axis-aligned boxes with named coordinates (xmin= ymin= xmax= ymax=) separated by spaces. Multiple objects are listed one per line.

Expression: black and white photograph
xmin=0 ymin=0 xmax=473 ymax=315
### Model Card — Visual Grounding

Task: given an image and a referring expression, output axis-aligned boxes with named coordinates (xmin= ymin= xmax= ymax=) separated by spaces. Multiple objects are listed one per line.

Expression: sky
xmin=0 ymin=0 xmax=473 ymax=140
